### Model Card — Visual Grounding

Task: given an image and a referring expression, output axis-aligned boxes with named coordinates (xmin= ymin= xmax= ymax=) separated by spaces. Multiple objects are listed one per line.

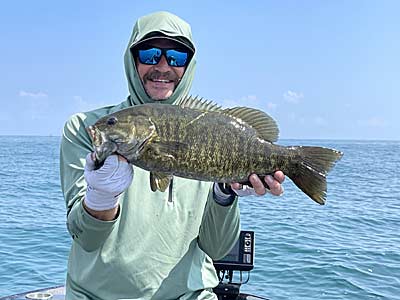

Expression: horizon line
xmin=0 ymin=134 xmax=399 ymax=142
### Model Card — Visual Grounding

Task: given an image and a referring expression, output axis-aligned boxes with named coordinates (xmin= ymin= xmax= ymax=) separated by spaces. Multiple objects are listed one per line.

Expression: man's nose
xmin=154 ymin=54 xmax=170 ymax=70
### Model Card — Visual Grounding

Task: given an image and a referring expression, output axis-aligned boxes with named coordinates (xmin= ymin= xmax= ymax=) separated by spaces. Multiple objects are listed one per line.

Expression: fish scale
xmin=89 ymin=97 xmax=343 ymax=204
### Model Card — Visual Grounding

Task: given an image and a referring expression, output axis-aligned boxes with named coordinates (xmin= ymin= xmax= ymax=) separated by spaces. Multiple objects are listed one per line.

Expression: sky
xmin=1 ymin=0 xmax=399 ymax=140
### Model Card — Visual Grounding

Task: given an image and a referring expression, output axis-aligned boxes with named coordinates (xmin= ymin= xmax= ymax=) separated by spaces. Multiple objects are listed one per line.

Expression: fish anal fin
xmin=223 ymin=107 xmax=279 ymax=142
xmin=150 ymin=172 xmax=172 ymax=192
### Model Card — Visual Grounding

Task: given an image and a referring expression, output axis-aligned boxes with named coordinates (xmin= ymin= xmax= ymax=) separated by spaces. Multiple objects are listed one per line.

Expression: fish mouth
xmin=87 ymin=125 xmax=102 ymax=147
xmin=86 ymin=125 xmax=117 ymax=164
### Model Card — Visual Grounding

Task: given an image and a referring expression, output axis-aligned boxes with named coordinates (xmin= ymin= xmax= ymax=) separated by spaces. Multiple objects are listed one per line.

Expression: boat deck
xmin=0 ymin=285 xmax=268 ymax=300
xmin=0 ymin=286 xmax=65 ymax=300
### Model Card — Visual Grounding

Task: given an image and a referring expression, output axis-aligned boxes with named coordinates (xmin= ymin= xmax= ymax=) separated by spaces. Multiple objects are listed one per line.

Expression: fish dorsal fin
xmin=222 ymin=107 xmax=279 ymax=142
xmin=178 ymin=95 xmax=222 ymax=112
xmin=178 ymin=96 xmax=279 ymax=142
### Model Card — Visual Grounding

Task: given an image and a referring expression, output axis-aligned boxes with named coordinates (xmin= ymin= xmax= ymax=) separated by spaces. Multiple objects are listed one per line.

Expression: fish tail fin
xmin=285 ymin=146 xmax=343 ymax=205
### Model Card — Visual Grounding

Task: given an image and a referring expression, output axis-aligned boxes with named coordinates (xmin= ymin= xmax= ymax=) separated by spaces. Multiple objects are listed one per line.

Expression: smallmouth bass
xmin=87 ymin=97 xmax=343 ymax=204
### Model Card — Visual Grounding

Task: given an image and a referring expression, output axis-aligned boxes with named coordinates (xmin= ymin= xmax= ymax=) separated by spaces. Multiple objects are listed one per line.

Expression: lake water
xmin=0 ymin=137 xmax=399 ymax=299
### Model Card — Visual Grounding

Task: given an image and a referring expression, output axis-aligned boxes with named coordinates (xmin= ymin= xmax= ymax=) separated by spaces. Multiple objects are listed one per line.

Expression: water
xmin=0 ymin=136 xmax=70 ymax=296
xmin=0 ymin=137 xmax=399 ymax=299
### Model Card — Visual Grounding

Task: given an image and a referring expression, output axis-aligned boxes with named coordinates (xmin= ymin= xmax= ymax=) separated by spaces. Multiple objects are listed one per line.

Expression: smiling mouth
xmin=151 ymin=78 xmax=174 ymax=83
xmin=146 ymin=70 xmax=178 ymax=84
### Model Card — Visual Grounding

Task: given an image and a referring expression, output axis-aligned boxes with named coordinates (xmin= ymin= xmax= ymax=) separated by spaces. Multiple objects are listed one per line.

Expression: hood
xmin=124 ymin=11 xmax=196 ymax=105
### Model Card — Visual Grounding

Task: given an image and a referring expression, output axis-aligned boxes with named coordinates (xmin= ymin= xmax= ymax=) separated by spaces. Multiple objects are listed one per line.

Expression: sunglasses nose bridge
xmin=154 ymin=53 xmax=170 ymax=69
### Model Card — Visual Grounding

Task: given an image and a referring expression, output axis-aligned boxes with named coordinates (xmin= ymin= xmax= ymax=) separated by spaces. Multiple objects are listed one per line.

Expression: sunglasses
xmin=133 ymin=47 xmax=191 ymax=67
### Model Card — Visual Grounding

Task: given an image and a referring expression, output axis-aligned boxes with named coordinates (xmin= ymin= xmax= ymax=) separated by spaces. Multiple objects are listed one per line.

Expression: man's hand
xmin=231 ymin=171 xmax=285 ymax=197
xmin=84 ymin=153 xmax=133 ymax=220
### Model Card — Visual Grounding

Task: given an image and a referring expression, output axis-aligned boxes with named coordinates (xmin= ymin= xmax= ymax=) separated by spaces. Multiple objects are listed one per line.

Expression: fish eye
xmin=107 ymin=117 xmax=118 ymax=126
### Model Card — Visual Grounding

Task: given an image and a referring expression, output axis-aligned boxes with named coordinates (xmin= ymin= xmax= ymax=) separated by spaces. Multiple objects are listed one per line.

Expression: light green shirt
xmin=60 ymin=11 xmax=240 ymax=300
xmin=61 ymin=98 xmax=240 ymax=300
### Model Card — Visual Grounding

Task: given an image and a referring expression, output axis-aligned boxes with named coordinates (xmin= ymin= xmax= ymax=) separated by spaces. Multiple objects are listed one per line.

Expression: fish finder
xmin=213 ymin=231 xmax=266 ymax=299
xmin=213 ymin=230 xmax=255 ymax=271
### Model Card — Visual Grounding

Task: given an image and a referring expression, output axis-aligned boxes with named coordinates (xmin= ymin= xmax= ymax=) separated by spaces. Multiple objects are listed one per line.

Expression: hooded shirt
xmin=124 ymin=11 xmax=196 ymax=106
xmin=60 ymin=11 xmax=240 ymax=300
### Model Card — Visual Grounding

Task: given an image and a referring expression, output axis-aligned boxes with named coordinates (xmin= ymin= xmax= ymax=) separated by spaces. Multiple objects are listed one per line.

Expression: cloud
xmin=239 ymin=95 xmax=262 ymax=108
xmin=266 ymin=102 xmax=277 ymax=110
xmin=283 ymin=90 xmax=303 ymax=104
xmin=73 ymin=95 xmax=92 ymax=112
xmin=288 ymin=112 xmax=305 ymax=124
xmin=219 ymin=98 xmax=242 ymax=108
xmin=0 ymin=114 xmax=9 ymax=121
xmin=220 ymin=95 xmax=277 ymax=111
xmin=72 ymin=95 xmax=111 ymax=113
xmin=314 ymin=116 xmax=327 ymax=126
xmin=19 ymin=90 xmax=48 ymax=98
xmin=220 ymin=95 xmax=258 ymax=107
xmin=357 ymin=117 xmax=387 ymax=128
xmin=242 ymin=95 xmax=257 ymax=102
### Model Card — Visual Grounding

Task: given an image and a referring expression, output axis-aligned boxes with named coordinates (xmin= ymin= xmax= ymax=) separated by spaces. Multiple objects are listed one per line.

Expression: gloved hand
xmin=84 ymin=153 xmax=133 ymax=211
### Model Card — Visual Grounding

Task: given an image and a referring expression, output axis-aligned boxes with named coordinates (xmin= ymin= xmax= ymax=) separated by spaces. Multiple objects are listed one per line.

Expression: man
xmin=60 ymin=11 xmax=284 ymax=300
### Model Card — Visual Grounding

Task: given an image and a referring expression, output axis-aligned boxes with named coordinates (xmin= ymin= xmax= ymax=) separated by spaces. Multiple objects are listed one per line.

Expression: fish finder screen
xmin=218 ymin=241 xmax=240 ymax=262
xmin=213 ymin=230 xmax=254 ymax=271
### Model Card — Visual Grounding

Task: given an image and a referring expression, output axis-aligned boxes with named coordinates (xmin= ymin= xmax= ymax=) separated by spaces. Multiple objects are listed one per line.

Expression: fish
xmin=87 ymin=96 xmax=343 ymax=205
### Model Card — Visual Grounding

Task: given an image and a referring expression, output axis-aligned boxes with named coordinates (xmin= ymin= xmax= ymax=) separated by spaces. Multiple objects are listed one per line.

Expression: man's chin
xmin=148 ymin=95 xmax=170 ymax=101
xmin=145 ymin=89 xmax=174 ymax=101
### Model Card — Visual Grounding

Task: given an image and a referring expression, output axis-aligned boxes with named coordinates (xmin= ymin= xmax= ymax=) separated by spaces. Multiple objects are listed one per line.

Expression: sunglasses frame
xmin=131 ymin=46 xmax=193 ymax=67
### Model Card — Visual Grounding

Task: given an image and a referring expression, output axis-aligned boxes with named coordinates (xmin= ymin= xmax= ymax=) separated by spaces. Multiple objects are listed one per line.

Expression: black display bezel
xmin=213 ymin=230 xmax=254 ymax=271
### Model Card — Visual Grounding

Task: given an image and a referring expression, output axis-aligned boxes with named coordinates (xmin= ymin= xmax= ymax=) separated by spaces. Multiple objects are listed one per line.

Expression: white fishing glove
xmin=84 ymin=153 xmax=133 ymax=211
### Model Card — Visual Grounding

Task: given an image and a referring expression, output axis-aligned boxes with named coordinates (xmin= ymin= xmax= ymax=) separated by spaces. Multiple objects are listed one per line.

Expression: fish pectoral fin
xmin=130 ymin=120 xmax=158 ymax=160
xmin=222 ymin=107 xmax=279 ymax=142
xmin=147 ymin=141 xmax=188 ymax=159
xmin=150 ymin=172 xmax=172 ymax=192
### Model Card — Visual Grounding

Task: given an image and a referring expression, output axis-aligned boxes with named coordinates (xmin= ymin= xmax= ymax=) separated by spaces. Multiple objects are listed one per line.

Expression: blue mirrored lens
xmin=138 ymin=48 xmax=162 ymax=65
xmin=137 ymin=47 xmax=189 ymax=67
xmin=165 ymin=49 xmax=189 ymax=67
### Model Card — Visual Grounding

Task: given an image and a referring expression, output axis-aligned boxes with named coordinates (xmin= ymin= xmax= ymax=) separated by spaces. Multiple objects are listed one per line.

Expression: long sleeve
xmin=197 ymin=187 xmax=241 ymax=260
xmin=62 ymin=106 xmax=234 ymax=299
xmin=60 ymin=113 xmax=118 ymax=252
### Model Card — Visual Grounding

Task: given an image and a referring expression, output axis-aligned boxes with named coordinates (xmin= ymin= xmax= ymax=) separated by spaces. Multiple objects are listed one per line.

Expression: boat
xmin=0 ymin=286 xmax=64 ymax=300
xmin=0 ymin=285 xmax=268 ymax=300
xmin=0 ymin=231 xmax=269 ymax=300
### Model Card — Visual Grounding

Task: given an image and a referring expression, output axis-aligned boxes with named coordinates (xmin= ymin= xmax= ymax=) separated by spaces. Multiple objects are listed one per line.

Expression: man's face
xmin=135 ymin=38 xmax=189 ymax=100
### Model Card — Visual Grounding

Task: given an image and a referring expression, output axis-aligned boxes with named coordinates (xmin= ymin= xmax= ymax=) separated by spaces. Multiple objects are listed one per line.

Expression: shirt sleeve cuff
xmin=213 ymin=183 xmax=237 ymax=206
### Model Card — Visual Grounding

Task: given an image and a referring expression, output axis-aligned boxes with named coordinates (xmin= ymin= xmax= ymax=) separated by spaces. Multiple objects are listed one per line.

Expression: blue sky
xmin=1 ymin=1 xmax=398 ymax=140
